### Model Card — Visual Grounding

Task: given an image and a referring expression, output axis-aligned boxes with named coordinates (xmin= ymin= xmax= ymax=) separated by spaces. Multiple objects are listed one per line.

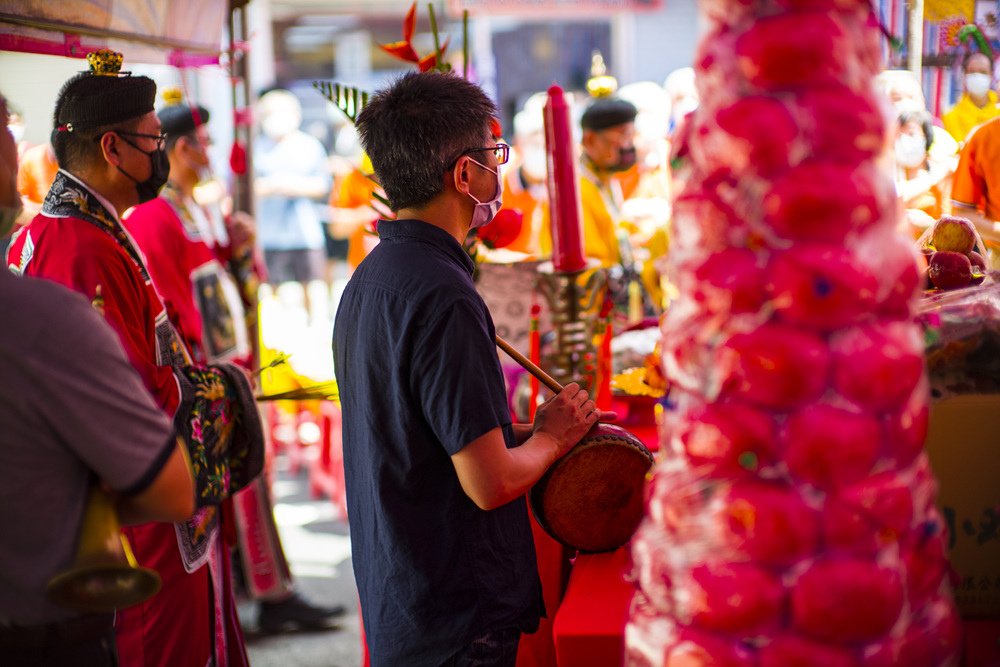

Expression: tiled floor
xmin=241 ymin=453 xmax=362 ymax=667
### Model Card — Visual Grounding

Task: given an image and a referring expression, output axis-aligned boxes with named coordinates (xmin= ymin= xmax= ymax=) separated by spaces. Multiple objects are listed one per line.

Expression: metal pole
xmin=908 ymin=0 xmax=924 ymax=80
xmin=228 ymin=0 xmax=254 ymax=217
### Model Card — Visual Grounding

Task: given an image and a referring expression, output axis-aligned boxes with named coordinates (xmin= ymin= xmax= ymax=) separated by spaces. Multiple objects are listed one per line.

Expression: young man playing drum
xmin=333 ymin=71 xmax=613 ymax=666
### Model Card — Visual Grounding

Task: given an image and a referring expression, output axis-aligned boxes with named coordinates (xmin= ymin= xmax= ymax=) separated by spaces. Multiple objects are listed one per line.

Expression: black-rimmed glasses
xmin=447 ymin=142 xmax=509 ymax=169
xmin=95 ymin=130 xmax=168 ymax=151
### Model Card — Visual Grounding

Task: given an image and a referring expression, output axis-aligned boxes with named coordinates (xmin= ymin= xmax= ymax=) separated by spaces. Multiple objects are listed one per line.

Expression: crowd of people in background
xmin=11 ymin=56 xmax=999 ymax=327
xmin=4 ymin=40 xmax=1000 ymax=665
xmin=302 ymin=52 xmax=1000 ymax=317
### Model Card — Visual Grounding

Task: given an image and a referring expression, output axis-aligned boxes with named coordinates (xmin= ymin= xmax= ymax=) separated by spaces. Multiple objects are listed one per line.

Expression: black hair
xmin=51 ymin=69 xmax=153 ymax=172
xmin=962 ymin=50 xmax=994 ymax=72
xmin=898 ymin=109 xmax=934 ymax=152
xmin=52 ymin=117 xmax=142 ymax=172
xmin=355 ymin=71 xmax=497 ymax=212
xmin=166 ymin=131 xmax=194 ymax=154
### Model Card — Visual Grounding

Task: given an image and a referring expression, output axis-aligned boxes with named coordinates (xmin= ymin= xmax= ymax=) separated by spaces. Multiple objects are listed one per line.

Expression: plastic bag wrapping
xmin=695 ymin=7 xmax=882 ymax=107
xmin=918 ymin=278 xmax=1000 ymax=396
xmin=627 ymin=1 xmax=960 ymax=664
xmin=630 ymin=453 xmax=959 ymax=661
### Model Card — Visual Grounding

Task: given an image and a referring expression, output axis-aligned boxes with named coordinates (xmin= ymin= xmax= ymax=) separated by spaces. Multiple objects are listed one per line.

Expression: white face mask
xmin=262 ymin=113 xmax=299 ymax=140
xmin=520 ymin=148 xmax=548 ymax=183
xmin=467 ymin=158 xmax=503 ymax=230
xmin=966 ymin=72 xmax=993 ymax=98
xmin=895 ymin=133 xmax=927 ymax=169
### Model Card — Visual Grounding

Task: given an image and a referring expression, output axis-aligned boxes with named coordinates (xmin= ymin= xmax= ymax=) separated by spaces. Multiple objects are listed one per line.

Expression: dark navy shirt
xmin=332 ymin=219 xmax=541 ymax=666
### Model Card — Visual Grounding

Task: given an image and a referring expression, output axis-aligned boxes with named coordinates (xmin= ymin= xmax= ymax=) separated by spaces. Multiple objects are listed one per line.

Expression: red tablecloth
xmin=516 ymin=512 xmax=569 ymax=667
xmin=552 ymin=548 xmax=632 ymax=667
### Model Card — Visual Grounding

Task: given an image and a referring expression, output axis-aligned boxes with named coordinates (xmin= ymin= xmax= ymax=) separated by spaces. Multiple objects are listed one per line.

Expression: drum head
xmin=530 ymin=425 xmax=653 ymax=553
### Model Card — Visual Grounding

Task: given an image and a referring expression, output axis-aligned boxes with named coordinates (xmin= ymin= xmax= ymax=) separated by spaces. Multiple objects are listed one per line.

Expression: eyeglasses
xmin=447 ymin=142 xmax=509 ymax=169
xmin=95 ymin=130 xmax=168 ymax=151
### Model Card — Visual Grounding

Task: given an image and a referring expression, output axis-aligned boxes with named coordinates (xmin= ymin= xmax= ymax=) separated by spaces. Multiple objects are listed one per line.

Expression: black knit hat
xmin=158 ymin=102 xmax=210 ymax=137
xmin=580 ymin=97 xmax=637 ymax=132
xmin=53 ymin=50 xmax=156 ymax=133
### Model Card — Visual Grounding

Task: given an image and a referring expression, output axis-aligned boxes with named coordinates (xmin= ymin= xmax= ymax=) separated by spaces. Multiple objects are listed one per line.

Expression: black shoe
xmin=257 ymin=593 xmax=346 ymax=634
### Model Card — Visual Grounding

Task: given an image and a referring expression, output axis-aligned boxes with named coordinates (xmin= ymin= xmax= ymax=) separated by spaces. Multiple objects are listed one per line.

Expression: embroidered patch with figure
xmin=8 ymin=229 xmax=33 ymax=276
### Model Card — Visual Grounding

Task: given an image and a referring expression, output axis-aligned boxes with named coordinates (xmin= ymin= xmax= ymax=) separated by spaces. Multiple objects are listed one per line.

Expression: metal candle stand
xmin=535 ymin=259 xmax=607 ymax=394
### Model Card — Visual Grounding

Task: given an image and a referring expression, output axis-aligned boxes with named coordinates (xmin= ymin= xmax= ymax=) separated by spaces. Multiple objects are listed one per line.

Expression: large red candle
xmin=543 ymin=85 xmax=586 ymax=273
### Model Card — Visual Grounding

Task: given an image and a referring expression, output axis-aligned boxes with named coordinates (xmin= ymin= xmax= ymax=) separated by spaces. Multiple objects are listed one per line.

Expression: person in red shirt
xmin=6 ymin=50 xmax=263 ymax=667
xmin=0 ymin=91 xmax=196 ymax=667
xmin=126 ymin=94 xmax=345 ymax=633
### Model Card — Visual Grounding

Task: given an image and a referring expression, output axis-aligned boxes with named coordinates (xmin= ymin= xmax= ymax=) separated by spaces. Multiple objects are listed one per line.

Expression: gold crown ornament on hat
xmin=161 ymin=87 xmax=184 ymax=106
xmin=86 ymin=49 xmax=124 ymax=77
xmin=586 ymin=51 xmax=618 ymax=99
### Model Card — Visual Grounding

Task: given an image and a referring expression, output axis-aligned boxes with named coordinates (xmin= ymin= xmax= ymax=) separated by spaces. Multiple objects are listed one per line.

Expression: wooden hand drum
xmin=529 ymin=422 xmax=653 ymax=553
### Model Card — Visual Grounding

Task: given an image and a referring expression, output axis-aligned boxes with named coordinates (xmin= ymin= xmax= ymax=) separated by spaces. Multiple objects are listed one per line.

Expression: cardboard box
xmin=925 ymin=394 xmax=1000 ymax=618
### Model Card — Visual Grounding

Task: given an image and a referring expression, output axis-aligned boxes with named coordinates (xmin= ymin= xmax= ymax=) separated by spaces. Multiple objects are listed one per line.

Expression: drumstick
xmin=495 ymin=334 xmax=563 ymax=394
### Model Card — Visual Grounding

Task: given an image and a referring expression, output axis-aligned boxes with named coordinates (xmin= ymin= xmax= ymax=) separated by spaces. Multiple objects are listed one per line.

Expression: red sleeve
xmin=951 ymin=133 xmax=984 ymax=209
xmin=22 ymin=223 xmax=181 ymax=415
xmin=215 ymin=220 xmax=234 ymax=265
xmin=126 ymin=200 xmax=205 ymax=361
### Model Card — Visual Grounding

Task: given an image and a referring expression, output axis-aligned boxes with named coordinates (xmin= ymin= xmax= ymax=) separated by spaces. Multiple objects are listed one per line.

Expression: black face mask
xmin=612 ymin=145 xmax=637 ymax=172
xmin=117 ymin=136 xmax=170 ymax=204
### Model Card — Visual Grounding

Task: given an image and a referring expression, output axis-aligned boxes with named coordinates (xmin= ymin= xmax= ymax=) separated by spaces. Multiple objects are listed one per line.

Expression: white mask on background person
xmin=8 ymin=123 xmax=23 ymax=145
xmin=965 ymin=72 xmax=993 ymax=98
xmin=895 ymin=133 xmax=927 ymax=169
xmin=520 ymin=148 xmax=548 ymax=183
xmin=262 ymin=113 xmax=299 ymax=140
xmin=467 ymin=158 xmax=503 ymax=230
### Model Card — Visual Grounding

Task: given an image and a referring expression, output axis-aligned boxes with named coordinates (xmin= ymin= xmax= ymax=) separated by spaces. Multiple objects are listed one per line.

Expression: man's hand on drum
xmin=533 ymin=382 xmax=617 ymax=456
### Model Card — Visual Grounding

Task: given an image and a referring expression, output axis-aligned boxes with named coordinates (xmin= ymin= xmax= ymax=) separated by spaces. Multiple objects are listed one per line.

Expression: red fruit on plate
xmin=680 ymin=401 xmax=776 ymax=475
xmin=969 ymin=250 xmax=987 ymax=271
xmin=768 ymin=244 xmax=878 ymax=330
xmin=970 ymin=249 xmax=988 ymax=285
xmin=684 ymin=562 xmax=785 ymax=633
xmin=759 ymin=634 xmax=857 ymax=667
xmin=763 ymin=162 xmax=881 ymax=243
xmin=797 ymin=85 xmax=887 ymax=164
xmin=720 ymin=324 xmax=831 ymax=410
xmin=824 ymin=472 xmax=915 ymax=554
xmin=792 ymin=559 xmax=905 ymax=642
xmin=691 ymin=96 xmax=799 ymax=178
xmin=688 ymin=248 xmax=767 ymax=314
xmin=782 ymin=403 xmax=881 ymax=489
xmin=930 ymin=216 xmax=976 ymax=254
xmin=722 ymin=482 xmax=820 ymax=566
xmin=928 ymin=251 xmax=973 ymax=290
xmin=831 ymin=321 xmax=924 ymax=412
xmin=734 ymin=12 xmax=849 ymax=90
